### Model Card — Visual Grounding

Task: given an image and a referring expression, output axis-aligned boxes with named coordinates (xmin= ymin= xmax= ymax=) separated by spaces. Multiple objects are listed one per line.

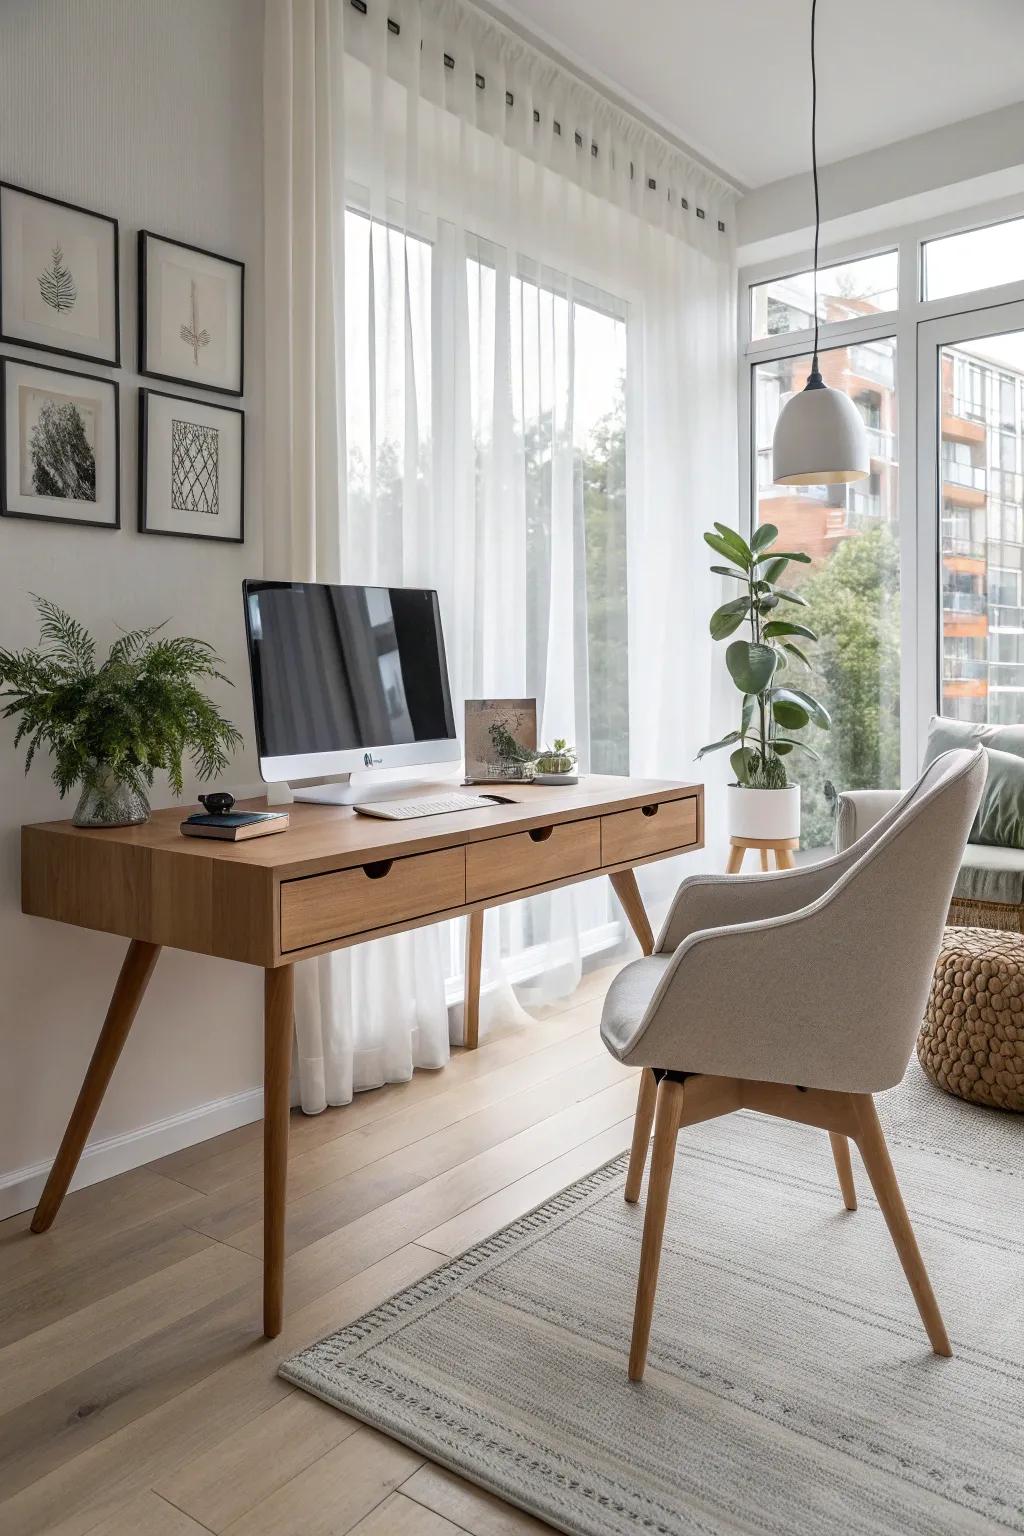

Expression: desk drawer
xmin=466 ymin=818 xmax=602 ymax=903
xmin=602 ymin=796 xmax=699 ymax=866
xmin=280 ymin=847 xmax=466 ymax=952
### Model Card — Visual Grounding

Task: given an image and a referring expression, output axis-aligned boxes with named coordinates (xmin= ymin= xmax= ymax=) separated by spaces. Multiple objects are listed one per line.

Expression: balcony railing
xmin=848 ymin=345 xmax=894 ymax=387
xmin=942 ymin=657 xmax=988 ymax=681
xmin=991 ymin=603 xmax=1024 ymax=629
xmin=949 ymin=396 xmax=986 ymax=423
xmin=943 ymin=592 xmax=986 ymax=615
xmin=942 ymin=460 xmax=987 ymax=491
xmin=866 ymin=426 xmax=895 ymax=460
xmin=989 ymin=662 xmax=1024 ymax=689
xmin=941 ymin=533 xmax=986 ymax=559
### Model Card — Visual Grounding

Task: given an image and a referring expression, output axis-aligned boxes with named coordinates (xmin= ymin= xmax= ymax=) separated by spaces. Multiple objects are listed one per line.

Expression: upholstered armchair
xmin=600 ymin=747 xmax=986 ymax=1382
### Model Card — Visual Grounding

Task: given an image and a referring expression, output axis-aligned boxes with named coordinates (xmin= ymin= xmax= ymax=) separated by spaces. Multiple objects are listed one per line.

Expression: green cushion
xmin=924 ymin=716 xmax=1024 ymax=849
xmin=954 ymin=844 xmax=1024 ymax=906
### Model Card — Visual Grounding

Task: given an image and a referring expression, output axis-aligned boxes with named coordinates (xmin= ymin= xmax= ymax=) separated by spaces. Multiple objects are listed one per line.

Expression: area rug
xmin=280 ymin=1070 xmax=1024 ymax=1536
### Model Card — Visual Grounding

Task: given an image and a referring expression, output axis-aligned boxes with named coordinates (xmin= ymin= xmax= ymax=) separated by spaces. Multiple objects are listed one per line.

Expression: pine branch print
xmin=38 ymin=246 xmax=78 ymax=313
xmin=180 ymin=279 xmax=211 ymax=366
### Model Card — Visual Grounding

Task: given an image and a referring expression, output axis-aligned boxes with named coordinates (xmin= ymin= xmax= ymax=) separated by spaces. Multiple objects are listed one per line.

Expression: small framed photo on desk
xmin=464 ymin=698 xmax=537 ymax=782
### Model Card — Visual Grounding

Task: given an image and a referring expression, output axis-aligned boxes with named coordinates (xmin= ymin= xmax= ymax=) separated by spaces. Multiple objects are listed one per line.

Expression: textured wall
xmin=0 ymin=0 xmax=266 ymax=1209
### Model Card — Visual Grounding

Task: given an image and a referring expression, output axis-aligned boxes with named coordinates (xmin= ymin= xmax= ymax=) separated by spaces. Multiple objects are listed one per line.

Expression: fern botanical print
xmin=180 ymin=279 xmax=211 ymax=366
xmin=37 ymin=246 xmax=78 ymax=313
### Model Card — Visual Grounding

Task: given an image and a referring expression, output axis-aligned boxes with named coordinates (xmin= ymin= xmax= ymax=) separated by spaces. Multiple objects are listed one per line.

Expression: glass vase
xmin=72 ymin=762 xmax=150 ymax=828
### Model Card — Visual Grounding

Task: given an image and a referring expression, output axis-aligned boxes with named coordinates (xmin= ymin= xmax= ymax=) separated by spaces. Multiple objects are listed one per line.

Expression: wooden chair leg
xmin=828 ymin=1131 xmax=857 ymax=1210
xmin=609 ymin=869 xmax=655 ymax=955
xmin=850 ymin=1094 xmax=951 ymax=1356
xmin=624 ymin=1068 xmax=658 ymax=1203
xmin=464 ymin=909 xmax=484 ymax=1050
xmin=31 ymin=940 xmax=162 ymax=1234
xmin=629 ymin=1076 xmax=684 ymax=1382
xmin=263 ymin=964 xmax=294 ymax=1339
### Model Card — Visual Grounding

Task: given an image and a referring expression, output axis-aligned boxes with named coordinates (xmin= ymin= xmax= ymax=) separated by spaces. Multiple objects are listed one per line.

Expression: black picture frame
xmin=138 ymin=231 xmax=245 ymax=398
xmin=0 ymin=355 xmax=120 ymax=529
xmin=138 ymin=386 xmax=245 ymax=544
xmin=0 ymin=180 xmax=120 ymax=367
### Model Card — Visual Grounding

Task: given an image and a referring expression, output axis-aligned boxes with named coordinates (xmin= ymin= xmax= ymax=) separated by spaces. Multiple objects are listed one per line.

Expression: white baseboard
xmin=0 ymin=1085 xmax=265 ymax=1222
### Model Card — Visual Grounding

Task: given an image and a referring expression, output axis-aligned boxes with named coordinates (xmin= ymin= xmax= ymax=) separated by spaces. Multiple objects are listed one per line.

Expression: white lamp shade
xmin=772 ymin=381 xmax=869 ymax=485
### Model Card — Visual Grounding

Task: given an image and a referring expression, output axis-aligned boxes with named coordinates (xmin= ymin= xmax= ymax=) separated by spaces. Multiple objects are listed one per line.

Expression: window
xmin=467 ymin=253 xmax=629 ymax=775
xmin=939 ymin=333 xmax=1024 ymax=725
xmin=923 ymin=215 xmax=1024 ymax=301
xmin=753 ymin=337 xmax=900 ymax=848
xmin=750 ymin=251 xmax=897 ymax=341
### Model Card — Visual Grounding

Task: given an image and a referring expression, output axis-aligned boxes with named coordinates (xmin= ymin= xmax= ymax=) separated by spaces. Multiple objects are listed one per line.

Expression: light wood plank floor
xmin=0 ymin=965 xmax=633 ymax=1536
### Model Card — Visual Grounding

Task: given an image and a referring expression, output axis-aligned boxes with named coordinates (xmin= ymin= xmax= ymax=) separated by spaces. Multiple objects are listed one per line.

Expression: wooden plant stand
xmin=726 ymin=836 xmax=797 ymax=873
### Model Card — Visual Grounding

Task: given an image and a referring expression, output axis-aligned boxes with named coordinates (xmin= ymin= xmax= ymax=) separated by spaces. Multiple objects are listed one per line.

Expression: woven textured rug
xmin=281 ymin=1070 xmax=1024 ymax=1536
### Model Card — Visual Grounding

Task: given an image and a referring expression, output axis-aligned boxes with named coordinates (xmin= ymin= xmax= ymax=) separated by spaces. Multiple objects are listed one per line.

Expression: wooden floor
xmin=0 ymin=965 xmax=635 ymax=1536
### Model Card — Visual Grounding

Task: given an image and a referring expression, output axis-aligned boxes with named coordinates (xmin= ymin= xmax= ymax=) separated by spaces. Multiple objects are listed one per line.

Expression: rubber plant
xmin=697 ymin=522 xmax=830 ymax=787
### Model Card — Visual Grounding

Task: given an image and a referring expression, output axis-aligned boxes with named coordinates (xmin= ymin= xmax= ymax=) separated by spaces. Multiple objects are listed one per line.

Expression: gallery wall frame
xmin=138 ymin=386 xmax=244 ymax=544
xmin=138 ymin=231 xmax=244 ymax=397
xmin=0 ymin=181 xmax=120 ymax=367
xmin=0 ymin=355 xmax=120 ymax=529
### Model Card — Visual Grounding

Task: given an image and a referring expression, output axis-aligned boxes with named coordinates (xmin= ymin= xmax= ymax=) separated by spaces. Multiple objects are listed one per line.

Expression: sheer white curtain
xmin=264 ymin=0 xmax=737 ymax=1113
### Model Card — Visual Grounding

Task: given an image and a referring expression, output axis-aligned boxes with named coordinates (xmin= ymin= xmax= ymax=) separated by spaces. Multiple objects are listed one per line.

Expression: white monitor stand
xmin=266 ymin=772 xmax=459 ymax=807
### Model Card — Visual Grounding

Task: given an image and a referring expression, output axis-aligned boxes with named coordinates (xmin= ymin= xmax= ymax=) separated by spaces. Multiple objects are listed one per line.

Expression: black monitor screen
xmin=244 ymin=581 xmax=456 ymax=759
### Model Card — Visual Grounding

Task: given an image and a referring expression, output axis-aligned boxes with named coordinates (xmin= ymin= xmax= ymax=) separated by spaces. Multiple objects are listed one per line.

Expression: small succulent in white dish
xmin=534 ymin=738 xmax=578 ymax=784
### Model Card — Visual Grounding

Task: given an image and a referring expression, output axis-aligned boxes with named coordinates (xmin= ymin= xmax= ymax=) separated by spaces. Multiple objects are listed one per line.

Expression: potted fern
xmin=0 ymin=596 xmax=242 ymax=827
xmin=697 ymin=522 xmax=830 ymax=841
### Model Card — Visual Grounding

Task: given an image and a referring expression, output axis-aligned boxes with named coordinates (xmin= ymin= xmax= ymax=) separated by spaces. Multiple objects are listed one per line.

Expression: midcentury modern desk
xmin=21 ymin=774 xmax=704 ymax=1337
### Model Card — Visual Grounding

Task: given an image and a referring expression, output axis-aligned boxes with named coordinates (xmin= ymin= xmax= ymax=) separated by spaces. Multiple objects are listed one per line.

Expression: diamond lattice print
xmin=171 ymin=418 xmax=219 ymax=515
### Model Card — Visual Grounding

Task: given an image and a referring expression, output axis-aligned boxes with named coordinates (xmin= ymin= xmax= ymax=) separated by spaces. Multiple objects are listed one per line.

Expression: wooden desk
xmin=21 ymin=774 xmax=704 ymax=1336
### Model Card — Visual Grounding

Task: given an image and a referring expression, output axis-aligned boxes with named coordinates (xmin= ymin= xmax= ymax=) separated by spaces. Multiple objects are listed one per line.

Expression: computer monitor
xmin=243 ymin=580 xmax=459 ymax=803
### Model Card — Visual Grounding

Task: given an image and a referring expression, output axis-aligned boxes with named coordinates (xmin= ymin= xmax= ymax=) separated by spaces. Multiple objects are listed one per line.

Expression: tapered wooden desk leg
xmin=31 ymin=939 xmax=161 ymax=1234
xmin=609 ymin=869 xmax=655 ymax=956
xmin=851 ymin=1093 xmax=951 ymax=1356
xmin=263 ymin=964 xmax=294 ymax=1339
xmin=828 ymin=1131 xmax=857 ymax=1210
xmin=609 ymin=870 xmax=657 ymax=1200
xmin=464 ymin=909 xmax=484 ymax=1051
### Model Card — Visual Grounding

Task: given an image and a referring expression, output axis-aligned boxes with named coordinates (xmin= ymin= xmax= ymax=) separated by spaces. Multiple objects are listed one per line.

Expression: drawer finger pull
xmin=641 ymin=804 xmax=660 ymax=818
xmin=528 ymin=826 xmax=554 ymax=843
xmin=362 ymin=860 xmax=394 ymax=880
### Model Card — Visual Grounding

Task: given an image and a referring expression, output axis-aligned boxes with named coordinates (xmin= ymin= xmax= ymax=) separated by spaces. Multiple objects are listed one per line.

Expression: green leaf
xmin=704 ymin=531 xmax=750 ymax=570
xmin=762 ymin=619 xmax=819 ymax=642
xmin=725 ymin=640 xmax=777 ymax=696
xmin=754 ymin=594 xmax=779 ymax=612
xmin=773 ymin=741 xmax=794 ymax=755
xmin=709 ymin=597 xmax=750 ymax=640
xmin=710 ymin=564 xmax=748 ymax=582
xmin=750 ymin=522 xmax=778 ymax=553
xmin=773 ymin=737 xmax=822 ymax=761
xmin=754 ymin=550 xmax=812 ymax=566
xmin=740 ymin=693 xmax=755 ymax=734
xmin=774 ymin=686 xmax=831 ymax=729
xmin=773 ymin=587 xmax=809 ymax=607
xmin=696 ymin=730 xmax=742 ymax=759
xmin=772 ymin=699 xmax=810 ymax=730
xmin=712 ymin=522 xmax=753 ymax=566
xmin=758 ymin=556 xmax=790 ymax=584
xmin=783 ymin=641 xmax=812 ymax=668
xmin=730 ymin=745 xmax=757 ymax=785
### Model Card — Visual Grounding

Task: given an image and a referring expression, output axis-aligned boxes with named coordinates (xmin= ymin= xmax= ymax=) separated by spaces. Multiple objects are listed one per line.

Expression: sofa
xmin=834 ymin=717 xmax=1024 ymax=933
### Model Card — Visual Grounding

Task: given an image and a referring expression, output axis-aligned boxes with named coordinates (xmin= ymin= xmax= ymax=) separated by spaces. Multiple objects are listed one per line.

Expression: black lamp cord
xmin=809 ymin=0 xmax=822 ymax=385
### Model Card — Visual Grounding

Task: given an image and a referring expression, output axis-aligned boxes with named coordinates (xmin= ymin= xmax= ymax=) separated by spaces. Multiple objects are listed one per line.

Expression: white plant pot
xmin=727 ymin=783 xmax=801 ymax=842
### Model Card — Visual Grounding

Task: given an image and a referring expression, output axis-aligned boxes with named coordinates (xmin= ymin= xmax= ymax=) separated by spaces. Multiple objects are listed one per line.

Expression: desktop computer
xmin=242 ymin=579 xmax=496 ymax=818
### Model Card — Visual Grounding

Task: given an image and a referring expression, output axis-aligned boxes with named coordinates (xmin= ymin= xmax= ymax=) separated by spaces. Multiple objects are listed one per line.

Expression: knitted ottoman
xmin=920 ymin=926 xmax=1024 ymax=1111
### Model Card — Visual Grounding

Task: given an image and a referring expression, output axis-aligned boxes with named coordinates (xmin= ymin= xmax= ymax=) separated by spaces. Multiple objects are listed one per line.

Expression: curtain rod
xmin=347 ymin=0 xmax=726 ymax=232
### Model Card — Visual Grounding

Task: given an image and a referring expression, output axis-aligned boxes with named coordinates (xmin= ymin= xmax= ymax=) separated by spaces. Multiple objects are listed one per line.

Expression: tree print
xmin=29 ymin=398 xmax=96 ymax=500
xmin=180 ymin=279 xmax=211 ymax=366
xmin=37 ymin=246 xmax=78 ymax=313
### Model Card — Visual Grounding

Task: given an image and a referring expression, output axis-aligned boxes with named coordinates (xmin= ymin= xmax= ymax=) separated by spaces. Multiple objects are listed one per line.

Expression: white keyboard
xmin=353 ymin=792 xmax=499 ymax=820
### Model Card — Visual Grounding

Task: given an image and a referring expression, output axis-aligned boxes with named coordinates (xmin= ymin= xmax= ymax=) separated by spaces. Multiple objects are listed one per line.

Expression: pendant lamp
xmin=772 ymin=0 xmax=868 ymax=485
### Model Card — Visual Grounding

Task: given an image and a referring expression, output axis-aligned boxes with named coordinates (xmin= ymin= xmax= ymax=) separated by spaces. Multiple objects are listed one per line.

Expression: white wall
xmin=0 ymin=0 xmax=266 ymax=1215
xmin=737 ymin=100 xmax=1024 ymax=265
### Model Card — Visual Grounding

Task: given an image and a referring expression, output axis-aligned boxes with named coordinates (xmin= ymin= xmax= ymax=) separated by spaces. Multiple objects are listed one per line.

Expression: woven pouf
xmin=920 ymin=926 xmax=1024 ymax=1111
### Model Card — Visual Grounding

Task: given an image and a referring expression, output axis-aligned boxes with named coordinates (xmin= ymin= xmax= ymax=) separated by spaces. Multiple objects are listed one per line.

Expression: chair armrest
xmin=833 ymin=789 xmax=900 ymax=853
xmin=656 ymin=855 xmax=859 ymax=953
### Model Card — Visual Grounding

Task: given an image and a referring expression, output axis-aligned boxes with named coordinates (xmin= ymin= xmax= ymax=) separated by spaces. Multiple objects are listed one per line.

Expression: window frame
xmin=739 ymin=189 xmax=1024 ymax=783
